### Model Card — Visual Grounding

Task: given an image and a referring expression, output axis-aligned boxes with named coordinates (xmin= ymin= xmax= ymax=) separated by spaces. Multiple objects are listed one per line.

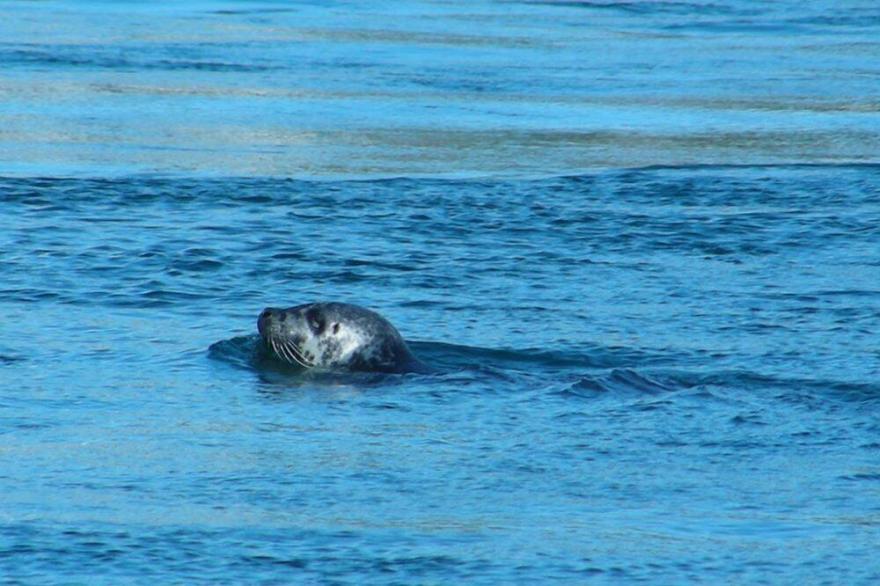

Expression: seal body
xmin=257 ymin=302 xmax=425 ymax=373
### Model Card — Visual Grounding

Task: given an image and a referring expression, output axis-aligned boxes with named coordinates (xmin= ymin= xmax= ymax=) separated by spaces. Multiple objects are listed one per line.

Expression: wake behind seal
xmin=257 ymin=302 xmax=428 ymax=374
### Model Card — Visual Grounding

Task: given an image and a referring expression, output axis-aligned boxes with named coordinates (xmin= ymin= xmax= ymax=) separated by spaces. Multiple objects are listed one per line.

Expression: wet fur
xmin=257 ymin=302 xmax=426 ymax=374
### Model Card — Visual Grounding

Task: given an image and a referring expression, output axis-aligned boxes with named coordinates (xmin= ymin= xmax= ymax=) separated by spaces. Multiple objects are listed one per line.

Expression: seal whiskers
xmin=269 ymin=337 xmax=312 ymax=368
xmin=273 ymin=338 xmax=302 ymax=367
xmin=282 ymin=339 xmax=314 ymax=368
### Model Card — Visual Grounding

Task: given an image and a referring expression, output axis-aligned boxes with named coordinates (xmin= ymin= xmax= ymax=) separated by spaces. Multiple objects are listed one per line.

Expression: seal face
xmin=257 ymin=302 xmax=424 ymax=373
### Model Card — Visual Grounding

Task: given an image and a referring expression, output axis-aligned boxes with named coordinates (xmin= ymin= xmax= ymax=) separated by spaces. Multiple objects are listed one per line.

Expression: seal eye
xmin=332 ymin=323 xmax=340 ymax=334
xmin=305 ymin=308 xmax=325 ymax=334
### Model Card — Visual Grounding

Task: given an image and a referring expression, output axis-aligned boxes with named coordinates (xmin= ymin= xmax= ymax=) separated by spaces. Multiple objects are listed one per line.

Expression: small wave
xmin=409 ymin=341 xmax=674 ymax=372
xmin=517 ymin=0 xmax=739 ymax=17
xmin=840 ymin=471 xmax=880 ymax=482
xmin=141 ymin=288 xmax=211 ymax=302
xmin=208 ymin=335 xmax=264 ymax=371
xmin=1 ymin=47 xmax=278 ymax=73
xmin=211 ymin=8 xmax=296 ymax=15
xmin=556 ymin=369 xmax=677 ymax=398
xmin=652 ymin=369 xmax=880 ymax=404
xmin=552 ymin=367 xmax=880 ymax=404
xmin=0 ymin=287 xmax=63 ymax=303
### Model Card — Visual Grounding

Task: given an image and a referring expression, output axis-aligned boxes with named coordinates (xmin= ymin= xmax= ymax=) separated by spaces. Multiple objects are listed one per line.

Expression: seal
xmin=257 ymin=302 xmax=427 ymax=373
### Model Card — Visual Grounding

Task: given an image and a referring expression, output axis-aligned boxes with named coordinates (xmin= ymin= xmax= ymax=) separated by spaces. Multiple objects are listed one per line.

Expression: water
xmin=2 ymin=1 xmax=880 ymax=584
xmin=3 ymin=0 xmax=879 ymax=176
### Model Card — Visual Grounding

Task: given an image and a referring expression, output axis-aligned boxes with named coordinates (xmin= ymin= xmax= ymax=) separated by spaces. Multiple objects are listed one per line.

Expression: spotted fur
xmin=257 ymin=302 xmax=426 ymax=373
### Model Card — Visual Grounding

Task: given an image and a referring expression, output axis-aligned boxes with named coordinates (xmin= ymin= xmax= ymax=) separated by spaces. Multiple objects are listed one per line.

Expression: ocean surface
xmin=2 ymin=0 xmax=880 ymax=584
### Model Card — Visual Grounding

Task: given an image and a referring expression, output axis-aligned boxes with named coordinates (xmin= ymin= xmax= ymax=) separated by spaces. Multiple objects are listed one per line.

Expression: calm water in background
xmin=2 ymin=0 xmax=880 ymax=583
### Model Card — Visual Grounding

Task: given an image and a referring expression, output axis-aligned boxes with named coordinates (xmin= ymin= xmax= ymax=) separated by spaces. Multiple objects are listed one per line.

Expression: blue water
xmin=2 ymin=1 xmax=880 ymax=584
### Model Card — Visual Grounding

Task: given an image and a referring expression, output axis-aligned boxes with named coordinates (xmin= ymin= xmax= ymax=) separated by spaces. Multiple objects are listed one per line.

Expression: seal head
xmin=257 ymin=302 xmax=424 ymax=373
